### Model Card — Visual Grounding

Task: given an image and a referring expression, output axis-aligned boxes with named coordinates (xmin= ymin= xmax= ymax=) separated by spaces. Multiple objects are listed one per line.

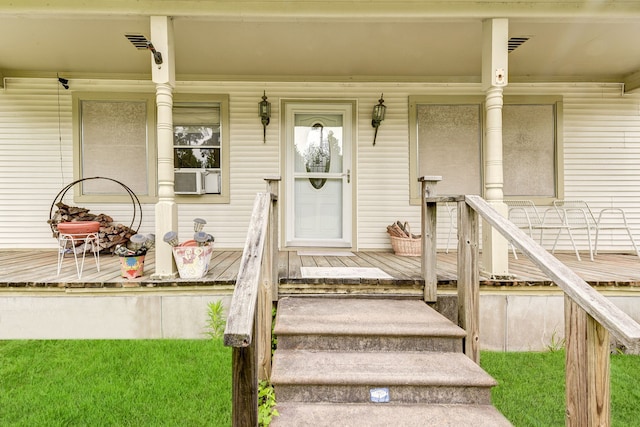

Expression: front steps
xmin=270 ymin=297 xmax=511 ymax=426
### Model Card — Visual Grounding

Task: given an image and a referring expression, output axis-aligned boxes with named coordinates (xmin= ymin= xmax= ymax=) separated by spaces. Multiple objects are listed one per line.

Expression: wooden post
xmin=420 ymin=176 xmax=441 ymax=302
xmin=231 ymin=315 xmax=258 ymax=427
xmin=225 ymin=193 xmax=271 ymax=427
xmin=257 ymin=264 xmax=272 ymax=381
xmin=265 ymin=177 xmax=280 ymax=302
xmin=255 ymin=177 xmax=279 ymax=382
xmin=565 ymin=296 xmax=611 ymax=427
xmin=458 ymin=199 xmax=480 ymax=364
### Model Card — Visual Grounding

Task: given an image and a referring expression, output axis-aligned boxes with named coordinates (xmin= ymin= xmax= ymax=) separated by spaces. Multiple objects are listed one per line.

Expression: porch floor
xmin=1 ymin=249 xmax=639 ymax=292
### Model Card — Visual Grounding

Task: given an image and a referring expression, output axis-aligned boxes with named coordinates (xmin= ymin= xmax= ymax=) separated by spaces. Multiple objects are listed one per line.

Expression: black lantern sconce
xmin=258 ymin=91 xmax=271 ymax=143
xmin=371 ymin=93 xmax=386 ymax=146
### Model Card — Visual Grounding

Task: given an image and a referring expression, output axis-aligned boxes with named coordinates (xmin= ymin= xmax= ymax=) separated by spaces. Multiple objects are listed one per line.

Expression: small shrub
xmin=271 ymin=306 xmax=278 ymax=356
xmin=546 ymin=329 xmax=566 ymax=352
xmin=258 ymin=380 xmax=279 ymax=427
xmin=205 ymin=300 xmax=226 ymax=340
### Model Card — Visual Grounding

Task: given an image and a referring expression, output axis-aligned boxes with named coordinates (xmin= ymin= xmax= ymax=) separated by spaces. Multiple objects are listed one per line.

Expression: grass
xmin=3 ymin=341 xmax=640 ymax=426
xmin=0 ymin=340 xmax=231 ymax=426
xmin=481 ymin=350 xmax=640 ymax=426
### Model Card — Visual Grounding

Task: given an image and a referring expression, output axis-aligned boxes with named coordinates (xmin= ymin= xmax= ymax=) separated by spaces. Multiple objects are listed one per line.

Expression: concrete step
xmin=271 ymin=402 xmax=512 ymax=427
xmin=274 ymin=297 xmax=466 ymax=352
xmin=271 ymin=350 xmax=497 ymax=404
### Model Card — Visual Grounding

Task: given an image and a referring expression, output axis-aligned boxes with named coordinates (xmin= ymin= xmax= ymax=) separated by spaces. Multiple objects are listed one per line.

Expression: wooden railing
xmin=421 ymin=181 xmax=640 ymax=426
xmin=223 ymin=178 xmax=279 ymax=427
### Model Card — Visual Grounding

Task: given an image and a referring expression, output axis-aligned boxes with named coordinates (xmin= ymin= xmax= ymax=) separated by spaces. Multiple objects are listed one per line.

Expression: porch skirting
xmin=1 ymin=249 xmax=640 ymax=350
xmin=1 ymin=288 xmax=640 ymax=352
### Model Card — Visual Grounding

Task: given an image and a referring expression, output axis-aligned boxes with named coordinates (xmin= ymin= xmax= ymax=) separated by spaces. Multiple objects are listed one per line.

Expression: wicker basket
xmin=387 ymin=222 xmax=422 ymax=256
xmin=389 ymin=234 xmax=422 ymax=256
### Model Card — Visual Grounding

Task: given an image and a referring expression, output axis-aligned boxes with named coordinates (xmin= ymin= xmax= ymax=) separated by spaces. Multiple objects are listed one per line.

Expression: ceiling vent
xmin=508 ymin=37 xmax=530 ymax=53
xmin=125 ymin=33 xmax=150 ymax=50
xmin=125 ymin=33 xmax=163 ymax=65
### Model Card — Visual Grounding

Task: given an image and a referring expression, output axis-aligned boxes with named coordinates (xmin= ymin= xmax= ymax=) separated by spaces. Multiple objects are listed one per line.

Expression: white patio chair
xmin=506 ymin=200 xmax=583 ymax=261
xmin=445 ymin=202 xmax=457 ymax=254
xmin=505 ymin=200 xmax=548 ymax=259
xmin=506 ymin=200 xmax=539 ymax=259
xmin=551 ymin=200 xmax=597 ymax=261
xmin=554 ymin=200 xmax=640 ymax=259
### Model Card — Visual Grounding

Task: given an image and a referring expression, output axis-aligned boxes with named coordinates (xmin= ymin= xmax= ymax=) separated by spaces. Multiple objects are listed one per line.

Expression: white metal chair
xmin=506 ymin=200 xmax=539 ymax=258
xmin=506 ymin=200 xmax=546 ymax=259
xmin=445 ymin=202 xmax=457 ymax=254
xmin=505 ymin=200 xmax=583 ymax=260
xmin=56 ymin=232 xmax=101 ymax=279
xmin=553 ymin=200 xmax=640 ymax=259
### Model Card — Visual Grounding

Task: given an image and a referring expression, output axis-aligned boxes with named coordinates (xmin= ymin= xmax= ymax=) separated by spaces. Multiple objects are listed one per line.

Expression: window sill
xmin=175 ymin=194 xmax=230 ymax=204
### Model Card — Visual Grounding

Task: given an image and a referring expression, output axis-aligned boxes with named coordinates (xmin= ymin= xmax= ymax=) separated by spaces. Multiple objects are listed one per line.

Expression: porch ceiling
xmin=1 ymin=5 xmax=640 ymax=91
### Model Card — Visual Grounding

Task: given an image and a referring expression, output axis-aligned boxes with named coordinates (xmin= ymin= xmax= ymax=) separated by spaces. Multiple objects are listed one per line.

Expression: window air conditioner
xmin=175 ymin=169 xmax=207 ymax=194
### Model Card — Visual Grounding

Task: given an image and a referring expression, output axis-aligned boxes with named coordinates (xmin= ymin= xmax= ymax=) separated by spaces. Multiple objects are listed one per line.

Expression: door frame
xmin=280 ymin=99 xmax=357 ymax=249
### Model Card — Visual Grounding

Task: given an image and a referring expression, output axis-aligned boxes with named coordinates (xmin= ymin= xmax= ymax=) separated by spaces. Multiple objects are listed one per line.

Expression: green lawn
xmin=0 ymin=340 xmax=231 ymax=426
xmin=2 ymin=341 xmax=639 ymax=427
xmin=481 ymin=350 xmax=640 ymax=426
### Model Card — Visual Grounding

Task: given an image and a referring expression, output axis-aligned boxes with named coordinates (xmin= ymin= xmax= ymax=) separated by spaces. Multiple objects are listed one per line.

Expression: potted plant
xmin=114 ymin=234 xmax=154 ymax=279
xmin=163 ymin=219 xmax=215 ymax=279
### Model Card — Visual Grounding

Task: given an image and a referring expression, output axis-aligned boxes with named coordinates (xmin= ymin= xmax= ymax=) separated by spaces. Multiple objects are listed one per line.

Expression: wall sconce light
xmin=57 ymin=76 xmax=69 ymax=90
xmin=258 ymin=91 xmax=271 ymax=143
xmin=371 ymin=93 xmax=386 ymax=146
xmin=146 ymin=41 xmax=163 ymax=65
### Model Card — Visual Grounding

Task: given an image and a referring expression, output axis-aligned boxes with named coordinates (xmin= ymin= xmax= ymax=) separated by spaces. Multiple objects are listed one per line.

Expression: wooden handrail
xmin=421 ymin=183 xmax=640 ymax=426
xmin=465 ymin=194 xmax=640 ymax=351
xmin=224 ymin=192 xmax=271 ymax=347
xmin=223 ymin=186 xmax=278 ymax=427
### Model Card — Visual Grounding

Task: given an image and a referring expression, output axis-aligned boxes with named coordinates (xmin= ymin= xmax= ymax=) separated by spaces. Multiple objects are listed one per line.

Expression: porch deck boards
xmin=0 ymin=249 xmax=639 ymax=290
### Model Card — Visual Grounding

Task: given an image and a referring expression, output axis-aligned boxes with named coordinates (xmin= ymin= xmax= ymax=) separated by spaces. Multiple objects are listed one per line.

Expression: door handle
xmin=345 ymin=169 xmax=351 ymax=184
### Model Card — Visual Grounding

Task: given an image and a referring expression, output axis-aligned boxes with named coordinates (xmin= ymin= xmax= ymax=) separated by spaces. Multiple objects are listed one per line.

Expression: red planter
xmin=57 ymin=221 xmax=101 ymax=237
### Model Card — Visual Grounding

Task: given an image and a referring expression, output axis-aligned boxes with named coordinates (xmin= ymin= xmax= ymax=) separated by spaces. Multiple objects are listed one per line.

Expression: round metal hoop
xmin=49 ymin=176 xmax=142 ymax=235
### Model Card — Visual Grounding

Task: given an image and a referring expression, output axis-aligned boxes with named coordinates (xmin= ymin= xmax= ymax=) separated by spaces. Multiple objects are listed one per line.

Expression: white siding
xmin=1 ymin=78 xmax=640 ymax=253
xmin=507 ymin=84 xmax=640 ymax=253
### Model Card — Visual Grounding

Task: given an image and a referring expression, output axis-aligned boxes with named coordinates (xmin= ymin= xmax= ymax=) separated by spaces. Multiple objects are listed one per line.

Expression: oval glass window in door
xmin=304 ymin=123 xmax=331 ymax=189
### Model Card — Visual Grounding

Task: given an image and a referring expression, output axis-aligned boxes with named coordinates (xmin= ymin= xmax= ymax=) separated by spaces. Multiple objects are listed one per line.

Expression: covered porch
xmin=2 ymin=249 xmax=639 ymax=291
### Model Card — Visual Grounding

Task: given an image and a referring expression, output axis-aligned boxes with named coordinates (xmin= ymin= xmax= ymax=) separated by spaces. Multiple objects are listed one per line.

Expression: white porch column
xmin=481 ymin=18 xmax=509 ymax=277
xmin=150 ymin=16 xmax=178 ymax=279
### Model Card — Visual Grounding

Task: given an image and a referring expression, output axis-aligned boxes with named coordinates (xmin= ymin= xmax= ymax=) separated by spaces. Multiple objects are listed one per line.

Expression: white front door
xmin=284 ymin=102 xmax=353 ymax=247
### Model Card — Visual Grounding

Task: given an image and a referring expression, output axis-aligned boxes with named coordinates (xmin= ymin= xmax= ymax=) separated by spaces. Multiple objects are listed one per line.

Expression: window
xmin=409 ymin=95 xmax=562 ymax=204
xmin=502 ymin=98 xmax=563 ymax=199
xmin=72 ymin=92 xmax=156 ymax=203
xmin=173 ymin=94 xmax=230 ymax=203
